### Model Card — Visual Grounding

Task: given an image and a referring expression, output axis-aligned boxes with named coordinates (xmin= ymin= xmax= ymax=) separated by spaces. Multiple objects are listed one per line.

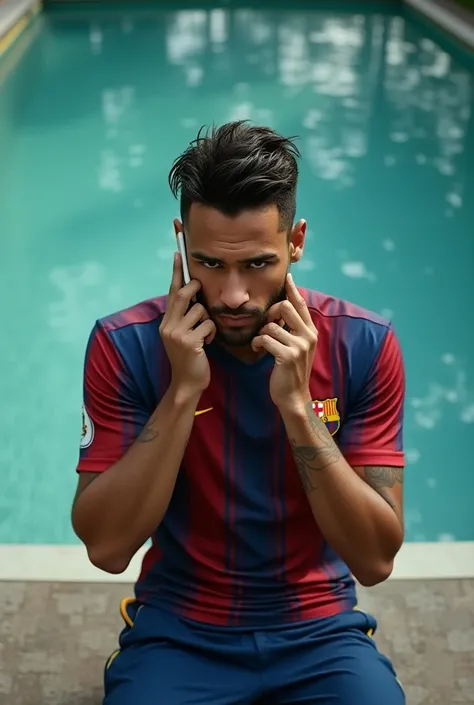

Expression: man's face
xmin=174 ymin=203 xmax=306 ymax=349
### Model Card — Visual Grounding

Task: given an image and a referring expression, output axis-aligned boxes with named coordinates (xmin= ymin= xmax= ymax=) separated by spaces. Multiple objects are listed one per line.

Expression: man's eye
xmin=202 ymin=261 xmax=221 ymax=269
xmin=249 ymin=261 xmax=268 ymax=269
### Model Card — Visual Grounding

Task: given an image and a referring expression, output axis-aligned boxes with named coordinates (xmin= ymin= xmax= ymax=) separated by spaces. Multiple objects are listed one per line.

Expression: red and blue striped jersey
xmin=77 ymin=288 xmax=405 ymax=627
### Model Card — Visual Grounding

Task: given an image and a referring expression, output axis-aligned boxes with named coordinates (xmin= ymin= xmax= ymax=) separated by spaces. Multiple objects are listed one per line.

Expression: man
xmin=72 ymin=121 xmax=406 ymax=705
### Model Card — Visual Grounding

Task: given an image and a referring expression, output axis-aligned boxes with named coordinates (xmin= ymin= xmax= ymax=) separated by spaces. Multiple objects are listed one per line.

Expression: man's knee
xmin=267 ymin=620 xmax=405 ymax=705
xmin=103 ymin=649 xmax=152 ymax=705
xmin=102 ymin=635 xmax=259 ymax=705
xmin=336 ymin=648 xmax=405 ymax=705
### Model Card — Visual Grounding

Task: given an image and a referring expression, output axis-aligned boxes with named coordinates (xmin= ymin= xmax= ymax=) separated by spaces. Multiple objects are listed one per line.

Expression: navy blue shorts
xmin=104 ymin=598 xmax=405 ymax=705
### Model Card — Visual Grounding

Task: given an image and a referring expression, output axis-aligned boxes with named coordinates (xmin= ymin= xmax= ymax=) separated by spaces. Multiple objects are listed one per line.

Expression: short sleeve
xmin=337 ymin=326 xmax=405 ymax=468
xmin=76 ymin=321 xmax=150 ymax=473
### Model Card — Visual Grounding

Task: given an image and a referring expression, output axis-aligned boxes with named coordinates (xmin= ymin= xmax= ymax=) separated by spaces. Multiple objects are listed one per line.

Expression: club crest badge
xmin=312 ymin=398 xmax=340 ymax=436
xmin=81 ymin=404 xmax=94 ymax=449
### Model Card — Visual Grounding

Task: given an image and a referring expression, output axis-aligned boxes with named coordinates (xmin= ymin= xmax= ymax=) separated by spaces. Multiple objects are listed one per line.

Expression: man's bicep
xmin=353 ymin=465 xmax=404 ymax=523
xmin=77 ymin=322 xmax=149 ymax=473
xmin=72 ymin=471 xmax=101 ymax=507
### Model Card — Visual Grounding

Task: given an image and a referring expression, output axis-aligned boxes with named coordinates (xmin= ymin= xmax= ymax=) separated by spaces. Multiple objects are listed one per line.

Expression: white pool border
xmin=405 ymin=0 xmax=474 ymax=49
xmin=0 ymin=0 xmax=41 ymax=39
xmin=0 ymin=542 xmax=473 ymax=582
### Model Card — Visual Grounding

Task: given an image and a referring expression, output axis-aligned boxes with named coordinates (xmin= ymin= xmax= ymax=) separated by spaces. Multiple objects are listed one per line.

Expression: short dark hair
xmin=168 ymin=121 xmax=300 ymax=232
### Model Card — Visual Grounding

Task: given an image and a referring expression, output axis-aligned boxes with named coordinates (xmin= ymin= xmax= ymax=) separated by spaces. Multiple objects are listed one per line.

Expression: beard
xmin=198 ymin=278 xmax=288 ymax=348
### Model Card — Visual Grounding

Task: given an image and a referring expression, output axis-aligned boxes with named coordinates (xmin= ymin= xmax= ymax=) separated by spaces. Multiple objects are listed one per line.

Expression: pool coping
xmin=405 ymin=0 xmax=474 ymax=49
xmin=0 ymin=542 xmax=473 ymax=582
xmin=0 ymin=0 xmax=42 ymax=57
xmin=1 ymin=0 xmax=473 ymax=53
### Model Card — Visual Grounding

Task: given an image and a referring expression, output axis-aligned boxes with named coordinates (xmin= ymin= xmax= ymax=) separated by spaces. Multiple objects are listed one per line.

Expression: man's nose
xmin=220 ymin=272 xmax=250 ymax=309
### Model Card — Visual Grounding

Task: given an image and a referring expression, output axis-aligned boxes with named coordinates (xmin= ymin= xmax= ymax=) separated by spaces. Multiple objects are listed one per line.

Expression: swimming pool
xmin=1 ymin=1 xmax=473 ymax=578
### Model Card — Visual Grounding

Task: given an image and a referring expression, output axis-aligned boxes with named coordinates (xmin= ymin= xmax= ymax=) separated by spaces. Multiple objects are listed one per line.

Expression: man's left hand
xmin=252 ymin=273 xmax=318 ymax=409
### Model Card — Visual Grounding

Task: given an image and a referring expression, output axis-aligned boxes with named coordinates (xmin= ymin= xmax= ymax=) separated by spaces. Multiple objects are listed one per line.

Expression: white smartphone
xmin=176 ymin=230 xmax=191 ymax=285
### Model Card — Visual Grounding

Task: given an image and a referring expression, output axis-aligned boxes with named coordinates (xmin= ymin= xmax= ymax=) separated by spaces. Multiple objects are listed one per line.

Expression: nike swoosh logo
xmin=194 ymin=407 xmax=213 ymax=417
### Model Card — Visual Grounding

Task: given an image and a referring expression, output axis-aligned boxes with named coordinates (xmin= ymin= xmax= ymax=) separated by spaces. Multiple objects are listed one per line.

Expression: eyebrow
xmin=190 ymin=251 xmax=280 ymax=265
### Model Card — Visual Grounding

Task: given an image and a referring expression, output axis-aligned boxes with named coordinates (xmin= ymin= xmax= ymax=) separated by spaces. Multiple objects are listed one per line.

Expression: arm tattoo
xmin=363 ymin=466 xmax=403 ymax=510
xmin=138 ymin=422 xmax=160 ymax=443
xmin=292 ymin=446 xmax=319 ymax=493
xmin=291 ymin=401 xmax=342 ymax=493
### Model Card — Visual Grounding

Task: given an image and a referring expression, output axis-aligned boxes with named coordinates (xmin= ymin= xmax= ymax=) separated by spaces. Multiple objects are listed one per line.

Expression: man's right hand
xmin=160 ymin=252 xmax=216 ymax=396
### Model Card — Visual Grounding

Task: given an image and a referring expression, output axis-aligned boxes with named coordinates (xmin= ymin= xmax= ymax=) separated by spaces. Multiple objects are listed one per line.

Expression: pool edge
xmin=0 ymin=542 xmax=473 ymax=582
xmin=0 ymin=0 xmax=42 ymax=59
xmin=404 ymin=0 xmax=474 ymax=50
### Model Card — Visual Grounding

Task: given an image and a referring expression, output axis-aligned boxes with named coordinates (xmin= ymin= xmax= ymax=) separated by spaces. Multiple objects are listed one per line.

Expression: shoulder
xmin=85 ymin=295 xmax=169 ymax=373
xmin=300 ymin=287 xmax=390 ymax=330
xmin=97 ymin=295 xmax=168 ymax=335
xmin=300 ymin=287 xmax=395 ymax=350
xmin=300 ymin=288 xmax=403 ymax=398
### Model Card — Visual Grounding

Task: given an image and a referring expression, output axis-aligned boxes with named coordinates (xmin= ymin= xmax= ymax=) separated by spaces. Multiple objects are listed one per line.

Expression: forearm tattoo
xmin=363 ymin=466 xmax=404 ymax=510
xmin=290 ymin=401 xmax=342 ymax=492
xmin=138 ymin=421 xmax=160 ymax=443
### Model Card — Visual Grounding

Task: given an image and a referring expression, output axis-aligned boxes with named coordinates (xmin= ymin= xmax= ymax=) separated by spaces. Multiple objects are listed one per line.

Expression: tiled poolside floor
xmin=0 ymin=580 xmax=473 ymax=705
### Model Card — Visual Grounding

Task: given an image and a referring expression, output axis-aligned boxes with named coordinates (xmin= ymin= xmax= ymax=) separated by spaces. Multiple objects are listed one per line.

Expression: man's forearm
xmin=73 ymin=384 xmax=201 ymax=573
xmin=280 ymin=399 xmax=404 ymax=586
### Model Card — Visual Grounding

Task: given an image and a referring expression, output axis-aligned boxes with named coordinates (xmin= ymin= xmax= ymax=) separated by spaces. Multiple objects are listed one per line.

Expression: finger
xmin=162 ymin=252 xmax=184 ymax=325
xmin=265 ymin=303 xmax=290 ymax=331
xmin=266 ymin=301 xmax=285 ymax=324
xmin=186 ymin=318 xmax=216 ymax=347
xmin=252 ymin=333 xmax=290 ymax=361
xmin=166 ymin=279 xmax=202 ymax=324
xmin=258 ymin=322 xmax=298 ymax=347
xmin=286 ymin=273 xmax=314 ymax=328
xmin=275 ymin=300 xmax=308 ymax=335
xmin=168 ymin=252 xmax=184 ymax=302
xmin=179 ymin=303 xmax=207 ymax=331
xmin=205 ymin=324 xmax=216 ymax=345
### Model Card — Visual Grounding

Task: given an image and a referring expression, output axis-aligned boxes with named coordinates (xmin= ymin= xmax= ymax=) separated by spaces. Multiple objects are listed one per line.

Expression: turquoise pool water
xmin=1 ymin=2 xmax=473 ymax=545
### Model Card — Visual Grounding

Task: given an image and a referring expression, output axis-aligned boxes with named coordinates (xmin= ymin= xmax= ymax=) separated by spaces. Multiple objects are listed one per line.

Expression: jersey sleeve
xmin=337 ymin=326 xmax=405 ymax=468
xmin=76 ymin=321 xmax=150 ymax=473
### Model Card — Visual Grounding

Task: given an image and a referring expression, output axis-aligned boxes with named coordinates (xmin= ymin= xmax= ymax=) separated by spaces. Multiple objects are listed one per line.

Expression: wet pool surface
xmin=0 ymin=2 xmax=473 ymax=543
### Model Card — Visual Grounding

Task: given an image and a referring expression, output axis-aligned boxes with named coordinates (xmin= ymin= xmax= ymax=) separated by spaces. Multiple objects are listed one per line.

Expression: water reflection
xmin=410 ymin=355 xmax=473 ymax=430
xmin=341 ymin=261 xmax=376 ymax=282
xmin=89 ymin=23 xmax=103 ymax=55
xmin=121 ymin=16 xmax=134 ymax=35
xmin=49 ymin=264 xmax=123 ymax=344
xmin=209 ymin=9 xmax=228 ymax=49
xmin=166 ymin=11 xmax=208 ymax=65
xmin=82 ymin=6 xmax=472 ymax=204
